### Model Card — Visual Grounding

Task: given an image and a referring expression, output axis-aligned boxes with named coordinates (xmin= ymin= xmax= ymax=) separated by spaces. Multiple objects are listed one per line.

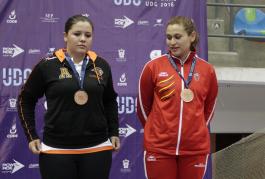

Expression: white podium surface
xmin=210 ymin=67 xmax=265 ymax=133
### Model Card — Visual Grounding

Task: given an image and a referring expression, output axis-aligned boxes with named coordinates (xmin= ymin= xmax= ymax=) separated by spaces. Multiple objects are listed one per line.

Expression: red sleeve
xmin=204 ymin=67 xmax=218 ymax=126
xmin=137 ymin=64 xmax=155 ymax=127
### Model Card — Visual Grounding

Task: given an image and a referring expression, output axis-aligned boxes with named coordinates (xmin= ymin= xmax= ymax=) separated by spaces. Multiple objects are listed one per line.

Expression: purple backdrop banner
xmin=0 ymin=0 xmax=209 ymax=178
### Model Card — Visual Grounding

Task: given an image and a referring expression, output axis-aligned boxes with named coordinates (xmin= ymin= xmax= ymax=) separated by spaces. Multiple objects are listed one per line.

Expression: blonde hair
xmin=166 ymin=16 xmax=199 ymax=51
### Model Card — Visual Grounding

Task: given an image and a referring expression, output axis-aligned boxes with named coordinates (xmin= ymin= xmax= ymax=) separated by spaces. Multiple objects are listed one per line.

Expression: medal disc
xmin=74 ymin=90 xmax=88 ymax=105
xmin=180 ymin=89 xmax=194 ymax=102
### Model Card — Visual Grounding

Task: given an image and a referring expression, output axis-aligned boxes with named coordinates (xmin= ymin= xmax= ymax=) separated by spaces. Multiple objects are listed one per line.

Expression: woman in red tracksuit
xmin=137 ymin=16 xmax=218 ymax=179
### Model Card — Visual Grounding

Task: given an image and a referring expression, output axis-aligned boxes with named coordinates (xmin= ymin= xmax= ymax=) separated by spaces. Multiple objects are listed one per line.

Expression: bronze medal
xmin=74 ymin=90 xmax=88 ymax=105
xmin=180 ymin=88 xmax=194 ymax=102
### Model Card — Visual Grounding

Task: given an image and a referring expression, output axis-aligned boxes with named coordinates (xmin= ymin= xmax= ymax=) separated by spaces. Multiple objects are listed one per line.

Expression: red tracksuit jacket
xmin=137 ymin=51 xmax=218 ymax=156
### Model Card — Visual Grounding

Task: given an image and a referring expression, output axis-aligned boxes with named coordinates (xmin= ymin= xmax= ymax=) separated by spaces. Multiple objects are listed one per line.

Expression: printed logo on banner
xmin=114 ymin=0 xmax=142 ymax=6
xmin=2 ymin=44 xmax=24 ymax=58
xmin=119 ymin=124 xmax=136 ymax=137
xmin=117 ymin=96 xmax=136 ymax=114
xmin=114 ymin=0 xmax=175 ymax=7
xmin=150 ymin=50 xmax=162 ymax=59
xmin=28 ymin=163 xmax=39 ymax=169
xmin=46 ymin=47 xmax=55 ymax=56
xmin=117 ymin=73 xmax=128 ymax=87
xmin=137 ymin=20 xmax=149 ymax=26
xmin=116 ymin=48 xmax=126 ymax=62
xmin=82 ymin=13 xmax=90 ymax=17
xmin=1 ymin=159 xmax=24 ymax=174
xmin=7 ymin=98 xmax=17 ymax=112
xmin=120 ymin=159 xmax=131 ymax=173
xmin=6 ymin=10 xmax=17 ymax=24
xmin=2 ymin=68 xmax=32 ymax=87
xmin=28 ymin=49 xmax=41 ymax=55
xmin=40 ymin=13 xmax=59 ymax=23
xmin=145 ymin=0 xmax=176 ymax=7
xmin=153 ymin=18 xmax=163 ymax=27
xmin=7 ymin=123 xmax=18 ymax=139
xmin=114 ymin=16 xmax=134 ymax=29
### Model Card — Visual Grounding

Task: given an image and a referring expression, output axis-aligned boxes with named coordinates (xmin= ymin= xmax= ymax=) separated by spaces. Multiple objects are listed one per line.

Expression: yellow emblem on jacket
xmin=59 ymin=67 xmax=72 ymax=79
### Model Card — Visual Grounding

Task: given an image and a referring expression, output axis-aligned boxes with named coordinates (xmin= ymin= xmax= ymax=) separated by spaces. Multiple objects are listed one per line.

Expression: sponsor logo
xmin=137 ymin=20 xmax=149 ymax=26
xmin=2 ymin=68 xmax=32 ymax=86
xmin=7 ymin=98 xmax=17 ymax=112
xmin=114 ymin=0 xmax=142 ymax=6
xmin=3 ymin=44 xmax=24 ymax=58
xmin=120 ymin=159 xmax=131 ymax=173
xmin=117 ymin=73 xmax=127 ymax=87
xmin=82 ymin=13 xmax=89 ymax=17
xmin=147 ymin=155 xmax=156 ymax=161
xmin=7 ymin=123 xmax=18 ymax=138
xmin=46 ymin=47 xmax=55 ymax=55
xmin=116 ymin=48 xmax=126 ymax=62
xmin=40 ymin=13 xmax=59 ymax=23
xmin=158 ymin=72 xmax=169 ymax=77
xmin=28 ymin=49 xmax=41 ymax=55
xmin=154 ymin=18 xmax=163 ymax=27
xmin=6 ymin=10 xmax=17 ymax=23
xmin=150 ymin=50 xmax=162 ymax=59
xmin=119 ymin=124 xmax=136 ymax=137
xmin=28 ymin=163 xmax=39 ymax=169
xmin=115 ymin=16 xmax=134 ymax=29
xmin=117 ymin=96 xmax=136 ymax=114
xmin=2 ymin=159 xmax=24 ymax=174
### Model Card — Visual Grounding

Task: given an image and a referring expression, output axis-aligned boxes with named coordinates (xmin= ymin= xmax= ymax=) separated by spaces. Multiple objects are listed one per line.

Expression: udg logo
xmin=114 ymin=0 xmax=142 ymax=6
xmin=117 ymin=96 xmax=136 ymax=114
xmin=2 ymin=68 xmax=32 ymax=86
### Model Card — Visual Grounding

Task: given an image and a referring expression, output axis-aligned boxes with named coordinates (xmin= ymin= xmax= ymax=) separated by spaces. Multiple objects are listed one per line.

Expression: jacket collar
xmin=169 ymin=50 xmax=196 ymax=65
xmin=54 ymin=48 xmax=97 ymax=63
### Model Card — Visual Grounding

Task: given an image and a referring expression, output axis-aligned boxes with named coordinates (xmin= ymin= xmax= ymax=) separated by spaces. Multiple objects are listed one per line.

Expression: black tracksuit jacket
xmin=17 ymin=49 xmax=119 ymax=148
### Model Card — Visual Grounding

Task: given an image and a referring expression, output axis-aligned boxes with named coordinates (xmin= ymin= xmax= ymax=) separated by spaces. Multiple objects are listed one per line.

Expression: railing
xmin=207 ymin=2 xmax=265 ymax=50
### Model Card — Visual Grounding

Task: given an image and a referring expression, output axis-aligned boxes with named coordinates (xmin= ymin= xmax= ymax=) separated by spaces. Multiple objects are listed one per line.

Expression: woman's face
xmin=166 ymin=23 xmax=195 ymax=59
xmin=64 ymin=21 xmax=93 ymax=56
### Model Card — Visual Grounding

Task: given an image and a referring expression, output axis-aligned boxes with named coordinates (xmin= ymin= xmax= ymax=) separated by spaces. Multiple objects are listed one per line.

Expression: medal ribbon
xmin=65 ymin=54 xmax=88 ymax=89
xmin=167 ymin=54 xmax=196 ymax=89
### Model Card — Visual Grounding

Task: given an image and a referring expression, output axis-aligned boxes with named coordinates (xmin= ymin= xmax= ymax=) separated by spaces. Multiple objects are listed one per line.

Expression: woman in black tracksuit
xmin=17 ymin=15 xmax=120 ymax=179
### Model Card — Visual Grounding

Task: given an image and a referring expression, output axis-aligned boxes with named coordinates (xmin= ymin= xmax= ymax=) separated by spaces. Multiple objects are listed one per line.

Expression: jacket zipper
xmin=176 ymin=63 xmax=184 ymax=155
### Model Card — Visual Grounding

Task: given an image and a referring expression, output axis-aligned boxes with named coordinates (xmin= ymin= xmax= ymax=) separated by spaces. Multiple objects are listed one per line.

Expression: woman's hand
xmin=29 ymin=139 xmax=41 ymax=154
xmin=110 ymin=136 xmax=120 ymax=151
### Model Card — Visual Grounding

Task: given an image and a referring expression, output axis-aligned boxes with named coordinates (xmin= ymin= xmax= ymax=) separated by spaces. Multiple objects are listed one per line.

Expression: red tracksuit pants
xmin=144 ymin=151 xmax=209 ymax=179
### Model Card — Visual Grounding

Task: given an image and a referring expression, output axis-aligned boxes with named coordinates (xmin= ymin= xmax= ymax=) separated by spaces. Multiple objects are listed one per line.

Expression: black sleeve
xmin=103 ymin=66 xmax=119 ymax=137
xmin=17 ymin=61 xmax=45 ymax=142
